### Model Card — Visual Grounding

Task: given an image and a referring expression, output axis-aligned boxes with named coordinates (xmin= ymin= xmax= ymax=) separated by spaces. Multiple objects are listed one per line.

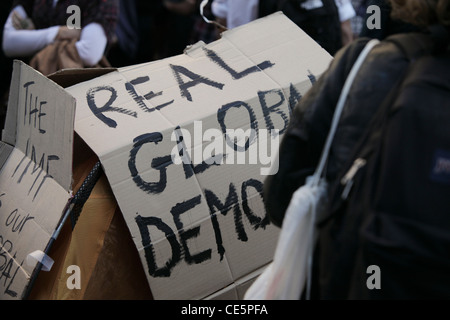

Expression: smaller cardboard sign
xmin=0 ymin=61 xmax=75 ymax=300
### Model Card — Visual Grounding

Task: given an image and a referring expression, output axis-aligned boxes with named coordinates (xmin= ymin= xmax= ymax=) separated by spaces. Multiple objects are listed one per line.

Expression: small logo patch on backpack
xmin=430 ymin=149 xmax=450 ymax=186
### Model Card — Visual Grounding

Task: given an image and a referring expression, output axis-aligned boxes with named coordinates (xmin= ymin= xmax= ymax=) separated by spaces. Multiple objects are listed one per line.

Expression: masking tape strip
xmin=26 ymin=250 xmax=54 ymax=272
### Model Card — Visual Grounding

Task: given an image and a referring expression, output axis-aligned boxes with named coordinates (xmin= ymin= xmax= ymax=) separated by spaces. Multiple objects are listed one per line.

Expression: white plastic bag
xmin=244 ymin=176 xmax=327 ymax=300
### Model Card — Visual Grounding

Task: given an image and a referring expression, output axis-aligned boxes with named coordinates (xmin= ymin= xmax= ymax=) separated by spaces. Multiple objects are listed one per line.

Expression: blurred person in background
xmin=350 ymin=0 xmax=369 ymax=38
xmin=107 ymin=0 xmax=139 ymax=68
xmin=152 ymin=0 xmax=196 ymax=60
xmin=336 ymin=0 xmax=357 ymax=46
xmin=126 ymin=0 xmax=215 ymax=64
xmin=259 ymin=0 xmax=355 ymax=55
xmin=189 ymin=0 xmax=221 ymax=44
xmin=2 ymin=0 xmax=119 ymax=74
xmin=163 ymin=0 xmax=220 ymax=56
xmin=211 ymin=0 xmax=259 ymax=29
xmin=108 ymin=0 xmax=219 ymax=68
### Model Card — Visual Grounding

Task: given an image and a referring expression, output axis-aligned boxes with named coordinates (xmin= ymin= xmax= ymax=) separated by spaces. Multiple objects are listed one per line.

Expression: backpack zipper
xmin=340 ymin=158 xmax=367 ymax=200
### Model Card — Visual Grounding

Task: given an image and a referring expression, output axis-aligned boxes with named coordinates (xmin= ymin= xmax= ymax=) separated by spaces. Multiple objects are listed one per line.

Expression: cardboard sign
xmin=0 ymin=61 xmax=75 ymax=299
xmin=65 ymin=12 xmax=332 ymax=299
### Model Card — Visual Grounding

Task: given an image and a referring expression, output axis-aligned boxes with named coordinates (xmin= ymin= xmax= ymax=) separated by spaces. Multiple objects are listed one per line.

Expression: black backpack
xmin=258 ymin=0 xmax=342 ymax=55
xmin=312 ymin=31 xmax=450 ymax=299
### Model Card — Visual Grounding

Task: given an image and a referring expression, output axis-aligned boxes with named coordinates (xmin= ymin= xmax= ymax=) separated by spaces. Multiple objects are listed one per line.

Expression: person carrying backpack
xmin=264 ymin=0 xmax=450 ymax=299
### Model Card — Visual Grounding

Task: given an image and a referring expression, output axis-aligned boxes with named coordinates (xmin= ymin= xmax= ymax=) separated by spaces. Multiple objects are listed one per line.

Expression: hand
xmin=56 ymin=26 xmax=81 ymax=41
xmin=12 ymin=10 xmax=35 ymax=30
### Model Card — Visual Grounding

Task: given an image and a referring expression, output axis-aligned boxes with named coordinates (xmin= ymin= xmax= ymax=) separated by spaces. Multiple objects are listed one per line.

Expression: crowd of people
xmin=0 ymin=1 xmax=413 ymax=93
xmin=1 ymin=0 xmax=449 ymax=299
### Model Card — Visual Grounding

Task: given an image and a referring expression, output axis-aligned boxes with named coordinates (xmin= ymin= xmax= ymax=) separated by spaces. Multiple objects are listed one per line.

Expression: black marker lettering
xmin=4 ymin=259 xmax=22 ymax=298
xmin=173 ymin=126 xmax=221 ymax=179
xmin=171 ymin=195 xmax=211 ymax=265
xmin=129 ymin=133 xmax=171 ymax=195
xmin=17 ymin=145 xmax=45 ymax=184
xmin=22 ymin=81 xmax=47 ymax=133
xmin=17 ymin=149 xmax=34 ymax=184
xmin=205 ymin=183 xmax=243 ymax=260
xmin=0 ymin=250 xmax=16 ymax=296
xmin=38 ymin=101 xmax=47 ymax=134
xmin=23 ymin=81 xmax=34 ymax=126
xmin=32 ymin=155 xmax=59 ymax=201
xmin=308 ymin=70 xmax=317 ymax=85
xmin=125 ymin=80 xmax=152 ymax=113
xmin=10 ymin=137 xmax=59 ymax=201
xmin=288 ymin=83 xmax=302 ymax=115
xmin=241 ymin=179 xmax=269 ymax=230
xmin=0 ymin=236 xmax=12 ymax=270
xmin=29 ymin=168 xmax=44 ymax=197
xmin=0 ymin=193 xmax=4 ymax=207
xmin=135 ymin=215 xmax=181 ymax=278
xmin=29 ymin=94 xmax=38 ymax=127
xmin=5 ymin=210 xmax=34 ymax=234
xmin=126 ymin=76 xmax=174 ymax=112
xmin=87 ymin=85 xmax=137 ymax=128
xmin=46 ymin=155 xmax=59 ymax=173
xmin=12 ymin=140 xmax=29 ymax=179
xmin=218 ymin=101 xmax=258 ymax=152
xmin=192 ymin=158 xmax=222 ymax=175
xmin=258 ymin=89 xmax=289 ymax=135
xmin=170 ymin=64 xmax=224 ymax=102
xmin=173 ymin=126 xmax=195 ymax=180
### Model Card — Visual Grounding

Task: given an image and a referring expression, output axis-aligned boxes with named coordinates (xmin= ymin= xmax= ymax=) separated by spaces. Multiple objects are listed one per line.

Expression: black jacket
xmin=264 ymin=37 xmax=413 ymax=227
xmin=259 ymin=0 xmax=342 ymax=55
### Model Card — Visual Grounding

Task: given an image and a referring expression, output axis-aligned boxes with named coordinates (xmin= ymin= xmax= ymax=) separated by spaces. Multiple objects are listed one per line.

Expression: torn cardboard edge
xmin=47 ymin=67 xmax=117 ymax=89
xmin=0 ymin=141 xmax=14 ymax=170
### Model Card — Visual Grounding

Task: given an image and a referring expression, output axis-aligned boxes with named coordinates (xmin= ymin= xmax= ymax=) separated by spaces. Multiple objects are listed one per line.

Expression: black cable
xmin=22 ymin=161 xmax=103 ymax=300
